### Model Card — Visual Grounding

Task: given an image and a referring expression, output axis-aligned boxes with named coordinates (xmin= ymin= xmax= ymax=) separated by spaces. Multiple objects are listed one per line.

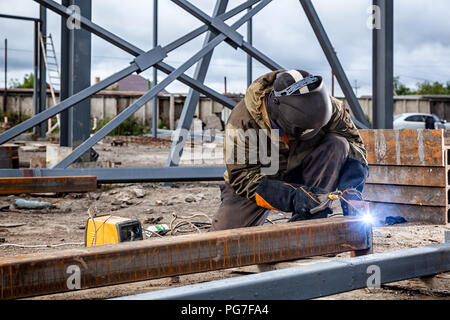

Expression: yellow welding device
xmin=85 ymin=215 xmax=143 ymax=247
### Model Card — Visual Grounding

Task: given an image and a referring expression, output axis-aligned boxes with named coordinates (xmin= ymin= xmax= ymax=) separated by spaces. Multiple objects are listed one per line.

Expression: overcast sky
xmin=1 ymin=0 xmax=450 ymax=97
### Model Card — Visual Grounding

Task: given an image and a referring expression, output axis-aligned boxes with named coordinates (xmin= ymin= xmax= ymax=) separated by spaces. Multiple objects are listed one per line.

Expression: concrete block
xmin=46 ymin=145 xmax=73 ymax=168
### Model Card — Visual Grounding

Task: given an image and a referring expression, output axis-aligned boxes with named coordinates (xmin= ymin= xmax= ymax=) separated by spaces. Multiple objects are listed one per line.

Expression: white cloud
xmin=0 ymin=0 xmax=449 ymax=97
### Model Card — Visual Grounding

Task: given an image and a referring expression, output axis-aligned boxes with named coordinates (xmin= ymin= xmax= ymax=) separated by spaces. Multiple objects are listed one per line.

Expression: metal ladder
xmin=40 ymin=33 xmax=60 ymax=134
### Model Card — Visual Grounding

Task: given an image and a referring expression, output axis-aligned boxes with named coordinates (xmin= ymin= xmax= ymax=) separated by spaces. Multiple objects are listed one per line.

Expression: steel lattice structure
xmin=0 ymin=0 xmax=393 ymax=182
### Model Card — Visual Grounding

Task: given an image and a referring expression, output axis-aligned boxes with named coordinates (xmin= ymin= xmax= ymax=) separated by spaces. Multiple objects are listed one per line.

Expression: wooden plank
xmin=363 ymin=184 xmax=446 ymax=206
xmin=0 ymin=176 xmax=97 ymax=195
xmin=359 ymin=129 xmax=444 ymax=166
xmin=367 ymin=165 xmax=446 ymax=187
xmin=365 ymin=202 xmax=447 ymax=225
xmin=0 ymin=217 xmax=371 ymax=300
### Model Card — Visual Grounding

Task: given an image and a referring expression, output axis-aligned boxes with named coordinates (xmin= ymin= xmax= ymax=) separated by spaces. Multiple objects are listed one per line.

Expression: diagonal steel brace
xmin=53 ymin=0 xmax=273 ymax=168
xmin=0 ymin=0 xmax=259 ymax=145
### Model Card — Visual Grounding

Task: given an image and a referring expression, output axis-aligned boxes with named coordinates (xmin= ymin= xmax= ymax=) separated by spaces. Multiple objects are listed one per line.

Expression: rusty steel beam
xmin=0 ymin=217 xmax=371 ymax=299
xmin=0 ymin=176 xmax=97 ymax=195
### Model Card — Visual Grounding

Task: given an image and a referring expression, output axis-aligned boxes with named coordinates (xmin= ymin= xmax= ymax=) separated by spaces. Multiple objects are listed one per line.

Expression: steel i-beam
xmin=117 ymin=242 xmax=450 ymax=300
xmin=0 ymin=217 xmax=371 ymax=300
xmin=0 ymin=166 xmax=226 ymax=183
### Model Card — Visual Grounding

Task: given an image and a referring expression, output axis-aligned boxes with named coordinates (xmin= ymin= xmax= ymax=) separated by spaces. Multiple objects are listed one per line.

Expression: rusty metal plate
xmin=0 ymin=176 xmax=97 ymax=195
xmin=360 ymin=129 xmax=444 ymax=166
xmin=366 ymin=165 xmax=446 ymax=187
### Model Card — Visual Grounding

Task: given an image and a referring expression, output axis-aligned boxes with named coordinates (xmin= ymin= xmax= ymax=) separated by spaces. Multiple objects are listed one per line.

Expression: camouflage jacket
xmin=223 ymin=70 xmax=367 ymax=201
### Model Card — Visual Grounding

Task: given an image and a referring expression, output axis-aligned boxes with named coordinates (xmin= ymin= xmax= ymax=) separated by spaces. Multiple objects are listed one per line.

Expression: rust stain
xmin=9 ymin=265 xmax=12 ymax=298
xmin=197 ymin=241 xmax=201 ymax=271
xmin=209 ymin=240 xmax=213 ymax=270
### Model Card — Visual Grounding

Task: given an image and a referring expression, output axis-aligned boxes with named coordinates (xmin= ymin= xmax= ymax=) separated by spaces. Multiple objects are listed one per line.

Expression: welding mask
xmin=266 ymin=70 xmax=332 ymax=140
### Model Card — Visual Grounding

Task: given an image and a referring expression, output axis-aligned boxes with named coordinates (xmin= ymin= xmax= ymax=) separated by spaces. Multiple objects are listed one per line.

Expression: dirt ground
xmin=0 ymin=135 xmax=449 ymax=300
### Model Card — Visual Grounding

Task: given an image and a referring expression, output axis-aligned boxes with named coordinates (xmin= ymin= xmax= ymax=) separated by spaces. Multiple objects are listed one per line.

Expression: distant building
xmin=101 ymin=74 xmax=169 ymax=94
xmin=117 ymin=74 xmax=149 ymax=92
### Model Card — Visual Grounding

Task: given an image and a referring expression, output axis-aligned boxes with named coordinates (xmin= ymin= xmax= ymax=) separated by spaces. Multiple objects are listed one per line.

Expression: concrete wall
xmin=0 ymin=89 xmax=231 ymax=129
xmin=2 ymin=89 xmax=450 ymax=129
xmin=340 ymin=95 xmax=450 ymax=123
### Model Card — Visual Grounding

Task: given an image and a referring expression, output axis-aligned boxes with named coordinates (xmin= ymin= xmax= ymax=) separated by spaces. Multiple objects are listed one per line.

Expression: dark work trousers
xmin=211 ymin=133 xmax=350 ymax=231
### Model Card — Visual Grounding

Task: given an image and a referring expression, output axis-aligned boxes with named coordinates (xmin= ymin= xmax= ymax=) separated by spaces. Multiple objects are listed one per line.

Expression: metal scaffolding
xmin=0 ymin=0 xmax=394 ymax=182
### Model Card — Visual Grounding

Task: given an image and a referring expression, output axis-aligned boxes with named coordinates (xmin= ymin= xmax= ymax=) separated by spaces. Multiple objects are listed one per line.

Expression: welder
xmin=211 ymin=69 xmax=369 ymax=231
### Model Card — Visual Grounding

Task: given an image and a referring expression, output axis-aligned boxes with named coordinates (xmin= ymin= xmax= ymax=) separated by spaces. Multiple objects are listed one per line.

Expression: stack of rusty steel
xmin=360 ymin=129 xmax=448 ymax=225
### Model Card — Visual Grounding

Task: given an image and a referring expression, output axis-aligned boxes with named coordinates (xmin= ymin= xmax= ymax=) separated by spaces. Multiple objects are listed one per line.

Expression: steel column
xmin=33 ymin=21 xmax=39 ymax=134
xmin=0 ymin=14 xmax=41 ymax=133
xmin=117 ymin=242 xmax=450 ymax=300
xmin=2 ymin=39 xmax=6 ymax=114
xmin=60 ymin=0 xmax=92 ymax=162
xmin=38 ymin=6 xmax=47 ymax=137
xmin=299 ymin=0 xmax=370 ymax=129
xmin=0 ymin=217 xmax=371 ymax=300
xmin=247 ymin=6 xmax=253 ymax=87
xmin=166 ymin=0 xmax=229 ymax=167
xmin=59 ymin=0 xmax=71 ymax=146
xmin=372 ymin=0 xmax=394 ymax=129
xmin=152 ymin=0 xmax=158 ymax=138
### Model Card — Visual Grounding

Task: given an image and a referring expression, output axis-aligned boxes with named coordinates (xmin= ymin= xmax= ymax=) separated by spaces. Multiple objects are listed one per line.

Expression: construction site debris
xmin=29 ymin=157 xmax=46 ymax=168
xmin=131 ymin=187 xmax=146 ymax=198
xmin=145 ymin=224 xmax=170 ymax=237
xmin=0 ymin=223 xmax=26 ymax=228
xmin=20 ymin=145 xmax=46 ymax=153
xmin=13 ymin=198 xmax=54 ymax=210
xmin=385 ymin=216 xmax=408 ymax=225
xmin=144 ymin=216 xmax=164 ymax=225
xmin=184 ymin=196 xmax=196 ymax=203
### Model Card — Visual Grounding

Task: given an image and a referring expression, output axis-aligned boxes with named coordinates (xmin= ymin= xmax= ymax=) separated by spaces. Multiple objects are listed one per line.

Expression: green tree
xmin=416 ymin=81 xmax=450 ymax=95
xmin=394 ymin=77 xmax=412 ymax=95
xmin=10 ymin=73 xmax=34 ymax=89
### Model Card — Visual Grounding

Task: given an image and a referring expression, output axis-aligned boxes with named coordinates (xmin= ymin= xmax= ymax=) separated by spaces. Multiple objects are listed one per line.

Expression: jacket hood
xmin=244 ymin=70 xmax=285 ymax=130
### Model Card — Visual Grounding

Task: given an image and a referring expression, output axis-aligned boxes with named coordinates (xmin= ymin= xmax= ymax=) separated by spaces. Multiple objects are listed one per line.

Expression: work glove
xmin=254 ymin=178 xmax=332 ymax=221
xmin=336 ymin=158 xmax=369 ymax=216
